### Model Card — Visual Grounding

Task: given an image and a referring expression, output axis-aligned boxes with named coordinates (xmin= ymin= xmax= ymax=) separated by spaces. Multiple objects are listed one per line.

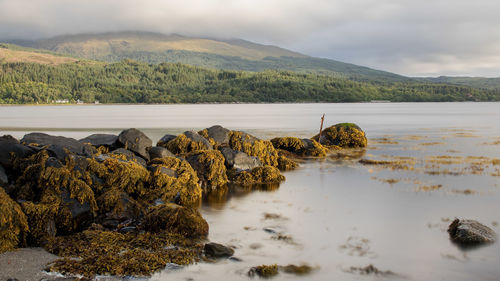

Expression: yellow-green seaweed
xmin=271 ymin=137 xmax=328 ymax=157
xmin=312 ymin=123 xmax=367 ymax=148
xmin=163 ymin=134 xmax=211 ymax=155
xmin=0 ymin=188 xmax=29 ymax=253
xmin=229 ymin=166 xmax=285 ymax=185
xmin=229 ymin=131 xmax=279 ymax=167
xmin=186 ymin=150 xmax=228 ymax=189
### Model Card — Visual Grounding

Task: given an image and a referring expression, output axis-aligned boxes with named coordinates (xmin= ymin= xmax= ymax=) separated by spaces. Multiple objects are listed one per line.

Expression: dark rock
xmin=148 ymin=165 xmax=177 ymax=178
xmin=70 ymin=155 xmax=89 ymax=172
xmin=45 ymin=157 xmax=63 ymax=168
xmin=448 ymin=219 xmax=496 ymax=245
xmin=229 ymin=256 xmax=243 ymax=262
xmin=0 ymin=164 xmax=8 ymax=186
xmin=204 ymin=242 xmax=235 ymax=258
xmin=118 ymin=226 xmax=137 ymax=234
xmin=0 ymin=139 xmax=34 ymax=168
xmin=79 ymin=134 xmax=118 ymax=148
xmin=157 ymin=134 xmax=177 ymax=146
xmin=0 ymin=135 xmax=19 ymax=143
xmin=149 ymin=146 xmax=175 ymax=159
xmin=219 ymin=147 xmax=261 ymax=170
xmin=204 ymin=125 xmax=231 ymax=144
xmin=21 ymin=133 xmax=92 ymax=156
xmin=45 ymin=144 xmax=70 ymax=161
xmin=109 ymin=148 xmax=147 ymax=167
xmin=184 ymin=131 xmax=212 ymax=149
xmin=117 ymin=128 xmax=152 ymax=160
xmin=61 ymin=189 xmax=91 ymax=220
xmin=7 ymin=278 xmax=19 ymax=281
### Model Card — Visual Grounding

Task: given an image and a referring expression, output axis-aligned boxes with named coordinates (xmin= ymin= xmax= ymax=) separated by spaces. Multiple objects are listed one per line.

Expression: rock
xmin=204 ymin=242 xmax=235 ymax=258
xmin=0 ymin=188 xmax=29 ymax=253
xmin=109 ymin=148 xmax=147 ymax=167
xmin=228 ymin=131 xmax=279 ymax=167
xmin=312 ymin=123 xmax=367 ymax=148
xmin=186 ymin=150 xmax=228 ymax=189
xmin=229 ymin=166 xmax=285 ymax=185
xmin=21 ymin=133 xmax=93 ymax=156
xmin=0 ymin=135 xmax=19 ymax=143
xmin=0 ymin=139 xmax=34 ymax=168
xmin=148 ymin=146 xmax=175 ymax=159
xmin=157 ymin=134 xmax=177 ymax=147
xmin=248 ymin=264 xmax=279 ymax=278
xmin=97 ymin=189 xmax=141 ymax=223
xmin=79 ymin=134 xmax=118 ymax=148
xmin=142 ymin=203 xmax=209 ymax=238
xmin=199 ymin=125 xmax=231 ymax=145
xmin=271 ymin=137 xmax=327 ymax=157
xmin=148 ymin=165 xmax=177 ymax=178
xmin=163 ymin=131 xmax=212 ymax=154
xmin=0 ymin=164 xmax=8 ymax=186
xmin=117 ymin=128 xmax=152 ymax=160
xmin=277 ymin=155 xmax=298 ymax=171
xmin=219 ymin=147 xmax=261 ymax=170
xmin=448 ymin=219 xmax=496 ymax=245
xmin=45 ymin=157 xmax=63 ymax=168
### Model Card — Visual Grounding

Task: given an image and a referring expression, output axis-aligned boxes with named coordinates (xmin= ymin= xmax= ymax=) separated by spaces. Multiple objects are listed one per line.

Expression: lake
xmin=1 ymin=102 xmax=499 ymax=281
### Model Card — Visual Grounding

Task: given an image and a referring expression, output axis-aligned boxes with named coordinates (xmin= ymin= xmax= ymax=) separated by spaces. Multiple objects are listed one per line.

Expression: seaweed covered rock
xmin=21 ymin=133 xmax=93 ymax=158
xmin=248 ymin=264 xmax=279 ymax=278
xmin=79 ymin=134 xmax=118 ymax=149
xmin=204 ymin=242 xmax=234 ymax=258
xmin=0 ymin=188 xmax=29 ymax=253
xmin=108 ymin=148 xmax=147 ymax=167
xmin=229 ymin=166 xmax=285 ymax=185
xmin=117 ymin=128 xmax=152 ymax=161
xmin=14 ymin=150 xmax=97 ymax=244
xmin=45 ymin=230 xmax=202 ymax=277
xmin=0 ymin=138 xmax=34 ymax=169
xmin=219 ymin=147 xmax=261 ymax=170
xmin=148 ymin=146 xmax=175 ymax=160
xmin=142 ymin=203 xmax=209 ymax=238
xmin=312 ymin=123 xmax=367 ymax=148
xmin=162 ymin=131 xmax=212 ymax=155
xmin=156 ymin=134 xmax=177 ymax=147
xmin=199 ymin=125 xmax=231 ymax=147
xmin=148 ymin=157 xmax=202 ymax=206
xmin=271 ymin=137 xmax=328 ymax=157
xmin=186 ymin=150 xmax=228 ymax=189
xmin=448 ymin=219 xmax=496 ymax=245
xmin=229 ymin=131 xmax=279 ymax=167
xmin=277 ymin=155 xmax=298 ymax=171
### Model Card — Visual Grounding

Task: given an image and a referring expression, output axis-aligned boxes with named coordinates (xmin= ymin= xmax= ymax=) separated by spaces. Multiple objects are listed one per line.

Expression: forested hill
xmin=11 ymin=31 xmax=409 ymax=83
xmin=1 ymin=59 xmax=498 ymax=104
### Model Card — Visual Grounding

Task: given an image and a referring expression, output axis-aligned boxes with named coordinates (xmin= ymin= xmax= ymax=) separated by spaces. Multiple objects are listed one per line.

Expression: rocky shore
xmin=0 ymin=123 xmax=368 ymax=278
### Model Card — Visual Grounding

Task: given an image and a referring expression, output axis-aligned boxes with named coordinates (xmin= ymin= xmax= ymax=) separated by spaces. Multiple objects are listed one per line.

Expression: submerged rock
xmin=149 ymin=146 xmax=175 ymax=159
xmin=0 ymin=188 xmax=29 ymax=253
xmin=163 ymin=131 xmax=212 ymax=154
xmin=312 ymin=123 xmax=367 ymax=148
xmin=448 ymin=219 xmax=496 ymax=245
xmin=271 ymin=137 xmax=328 ymax=157
xmin=248 ymin=264 xmax=279 ymax=278
xmin=117 ymin=128 xmax=152 ymax=160
xmin=204 ymin=242 xmax=235 ymax=258
xmin=142 ymin=203 xmax=209 ymax=238
xmin=186 ymin=150 xmax=228 ymax=189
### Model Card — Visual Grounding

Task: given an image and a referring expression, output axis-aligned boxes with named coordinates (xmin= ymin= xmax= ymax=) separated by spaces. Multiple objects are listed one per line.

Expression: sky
xmin=0 ymin=0 xmax=499 ymax=77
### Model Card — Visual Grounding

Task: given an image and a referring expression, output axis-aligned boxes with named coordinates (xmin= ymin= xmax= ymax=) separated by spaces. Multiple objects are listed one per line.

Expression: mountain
xmin=0 ymin=43 xmax=79 ymax=65
xmin=424 ymin=76 xmax=500 ymax=91
xmin=11 ymin=31 xmax=409 ymax=83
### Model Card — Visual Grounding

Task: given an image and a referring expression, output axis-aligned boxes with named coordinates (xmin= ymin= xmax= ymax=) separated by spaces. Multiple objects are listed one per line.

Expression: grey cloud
xmin=0 ymin=0 xmax=499 ymax=76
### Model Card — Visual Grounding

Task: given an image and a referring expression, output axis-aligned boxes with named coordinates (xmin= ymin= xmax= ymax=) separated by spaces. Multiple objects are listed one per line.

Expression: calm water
xmin=0 ymin=103 xmax=499 ymax=281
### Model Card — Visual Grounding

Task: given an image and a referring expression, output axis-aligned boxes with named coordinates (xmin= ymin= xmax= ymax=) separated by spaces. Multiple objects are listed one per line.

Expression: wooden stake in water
xmin=318 ymin=114 xmax=325 ymax=143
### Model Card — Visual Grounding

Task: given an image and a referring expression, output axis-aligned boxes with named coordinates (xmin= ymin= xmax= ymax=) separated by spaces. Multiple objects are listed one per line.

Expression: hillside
xmin=0 ymin=43 xmax=78 ymax=65
xmin=12 ymin=31 xmax=409 ymax=83
xmin=0 ymin=59 xmax=498 ymax=104
xmin=424 ymin=76 xmax=500 ymax=90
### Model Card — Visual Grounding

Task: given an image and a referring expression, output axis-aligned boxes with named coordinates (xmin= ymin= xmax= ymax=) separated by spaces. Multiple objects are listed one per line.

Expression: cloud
xmin=0 ymin=0 xmax=499 ymax=77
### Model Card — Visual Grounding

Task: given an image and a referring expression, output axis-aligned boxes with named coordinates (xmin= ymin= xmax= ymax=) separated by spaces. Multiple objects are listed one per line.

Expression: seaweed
xmin=163 ymin=133 xmax=211 ymax=154
xmin=148 ymin=157 xmax=202 ymax=207
xmin=229 ymin=166 xmax=285 ymax=185
xmin=312 ymin=123 xmax=367 ymax=148
xmin=0 ymin=188 xmax=29 ymax=253
xmin=271 ymin=137 xmax=328 ymax=157
xmin=186 ymin=150 xmax=228 ymax=189
xmin=229 ymin=131 xmax=279 ymax=167
xmin=248 ymin=264 xmax=279 ymax=278
xmin=277 ymin=155 xmax=298 ymax=171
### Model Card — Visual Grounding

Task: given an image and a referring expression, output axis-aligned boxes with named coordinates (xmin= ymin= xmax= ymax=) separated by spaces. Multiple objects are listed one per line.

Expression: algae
xmin=271 ymin=137 xmax=328 ymax=157
xmin=163 ymin=133 xmax=211 ymax=155
xmin=229 ymin=131 xmax=279 ymax=167
xmin=248 ymin=264 xmax=279 ymax=278
xmin=277 ymin=155 xmax=298 ymax=171
xmin=312 ymin=123 xmax=367 ymax=148
xmin=148 ymin=157 xmax=202 ymax=207
xmin=186 ymin=150 xmax=228 ymax=189
xmin=0 ymin=188 xmax=29 ymax=253
xmin=229 ymin=166 xmax=285 ymax=185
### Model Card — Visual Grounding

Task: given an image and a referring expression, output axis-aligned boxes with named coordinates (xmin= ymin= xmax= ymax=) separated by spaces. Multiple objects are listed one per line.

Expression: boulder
xmin=147 ymin=165 xmax=177 ymax=178
xmin=79 ymin=134 xmax=118 ymax=148
xmin=199 ymin=125 xmax=231 ymax=145
xmin=21 ymin=133 xmax=93 ymax=156
xmin=142 ymin=203 xmax=209 ymax=238
xmin=448 ymin=219 xmax=496 ymax=245
xmin=271 ymin=137 xmax=327 ymax=157
xmin=228 ymin=131 xmax=279 ymax=167
xmin=157 ymin=134 xmax=177 ymax=147
xmin=148 ymin=146 xmax=175 ymax=160
xmin=219 ymin=147 xmax=261 ymax=170
xmin=204 ymin=242 xmax=234 ymax=258
xmin=312 ymin=123 xmax=367 ymax=148
xmin=163 ymin=131 xmax=212 ymax=154
xmin=0 ymin=135 xmax=19 ymax=144
xmin=109 ymin=148 xmax=147 ymax=167
xmin=0 ymin=164 xmax=8 ymax=186
xmin=229 ymin=166 xmax=285 ymax=185
xmin=186 ymin=150 xmax=228 ymax=189
xmin=0 ymin=139 xmax=34 ymax=168
xmin=117 ymin=128 xmax=152 ymax=160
